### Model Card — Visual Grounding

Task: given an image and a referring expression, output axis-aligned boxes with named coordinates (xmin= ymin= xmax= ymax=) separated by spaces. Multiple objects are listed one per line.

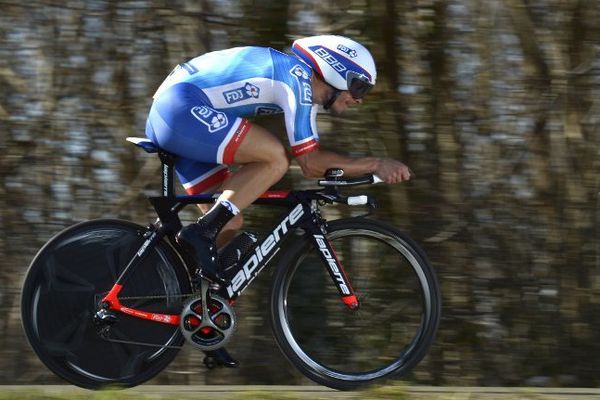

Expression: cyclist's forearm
xmin=296 ymin=149 xmax=380 ymax=178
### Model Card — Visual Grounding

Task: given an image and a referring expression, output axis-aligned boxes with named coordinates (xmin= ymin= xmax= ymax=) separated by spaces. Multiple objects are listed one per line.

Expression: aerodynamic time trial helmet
xmin=292 ymin=35 xmax=376 ymax=99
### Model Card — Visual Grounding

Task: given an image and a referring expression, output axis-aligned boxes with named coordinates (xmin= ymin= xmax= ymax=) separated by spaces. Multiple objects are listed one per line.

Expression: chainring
xmin=179 ymin=294 xmax=236 ymax=351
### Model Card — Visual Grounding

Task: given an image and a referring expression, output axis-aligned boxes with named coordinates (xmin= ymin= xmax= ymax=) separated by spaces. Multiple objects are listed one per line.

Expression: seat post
xmin=158 ymin=150 xmax=176 ymax=198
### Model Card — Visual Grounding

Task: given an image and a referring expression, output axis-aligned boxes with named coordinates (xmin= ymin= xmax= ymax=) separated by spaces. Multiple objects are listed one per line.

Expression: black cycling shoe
xmin=176 ymin=202 xmax=235 ymax=282
xmin=203 ymin=348 xmax=239 ymax=369
xmin=176 ymin=224 xmax=220 ymax=279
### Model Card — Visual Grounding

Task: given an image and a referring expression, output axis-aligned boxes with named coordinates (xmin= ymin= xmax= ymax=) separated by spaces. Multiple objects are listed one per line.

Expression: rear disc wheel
xmin=21 ymin=219 xmax=192 ymax=389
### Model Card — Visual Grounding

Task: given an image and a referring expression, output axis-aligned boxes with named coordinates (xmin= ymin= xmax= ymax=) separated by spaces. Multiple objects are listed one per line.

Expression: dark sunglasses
xmin=347 ymin=71 xmax=373 ymax=99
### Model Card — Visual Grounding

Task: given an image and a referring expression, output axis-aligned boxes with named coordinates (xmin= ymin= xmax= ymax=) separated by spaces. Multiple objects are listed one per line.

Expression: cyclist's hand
xmin=375 ymin=158 xmax=411 ymax=184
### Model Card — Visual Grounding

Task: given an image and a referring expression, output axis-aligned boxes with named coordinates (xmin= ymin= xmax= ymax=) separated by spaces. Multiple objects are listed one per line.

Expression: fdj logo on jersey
xmin=290 ymin=65 xmax=310 ymax=81
xmin=223 ymin=82 xmax=260 ymax=104
xmin=190 ymin=106 xmax=228 ymax=133
xmin=289 ymin=65 xmax=312 ymax=106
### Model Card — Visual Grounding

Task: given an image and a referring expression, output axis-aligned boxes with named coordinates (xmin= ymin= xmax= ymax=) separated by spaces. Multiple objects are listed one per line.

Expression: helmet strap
xmin=323 ymin=90 xmax=341 ymax=110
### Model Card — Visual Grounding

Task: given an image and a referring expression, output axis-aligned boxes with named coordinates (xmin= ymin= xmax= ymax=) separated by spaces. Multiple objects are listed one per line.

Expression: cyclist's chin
xmin=328 ymin=103 xmax=348 ymax=116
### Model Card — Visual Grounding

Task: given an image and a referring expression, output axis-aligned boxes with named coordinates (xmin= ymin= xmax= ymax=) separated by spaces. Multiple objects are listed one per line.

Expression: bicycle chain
xmin=95 ymin=293 xmax=196 ymax=302
xmin=96 ymin=284 xmax=230 ymax=349
xmin=99 ymin=333 xmax=186 ymax=349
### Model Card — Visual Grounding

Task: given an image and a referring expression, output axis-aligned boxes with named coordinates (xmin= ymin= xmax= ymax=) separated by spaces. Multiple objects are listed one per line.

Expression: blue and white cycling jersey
xmin=153 ymin=46 xmax=320 ymax=157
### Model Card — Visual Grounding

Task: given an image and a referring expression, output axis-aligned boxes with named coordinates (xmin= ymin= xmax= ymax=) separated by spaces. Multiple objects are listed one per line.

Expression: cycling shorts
xmin=145 ymin=82 xmax=251 ymax=194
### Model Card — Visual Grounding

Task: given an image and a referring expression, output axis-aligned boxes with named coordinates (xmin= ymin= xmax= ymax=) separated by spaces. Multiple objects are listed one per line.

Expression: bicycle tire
xmin=21 ymin=219 xmax=192 ymax=389
xmin=270 ymin=218 xmax=441 ymax=390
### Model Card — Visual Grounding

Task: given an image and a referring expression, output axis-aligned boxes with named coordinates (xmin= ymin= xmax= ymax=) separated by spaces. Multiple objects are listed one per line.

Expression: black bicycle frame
xmin=100 ymin=149 xmax=360 ymax=326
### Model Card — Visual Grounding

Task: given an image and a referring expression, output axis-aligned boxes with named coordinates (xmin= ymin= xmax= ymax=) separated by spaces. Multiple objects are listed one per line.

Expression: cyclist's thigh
xmin=175 ymin=158 xmax=231 ymax=195
xmin=146 ymin=82 xmax=251 ymax=165
xmin=233 ymin=123 xmax=288 ymax=164
xmin=176 ymin=159 xmax=244 ymax=237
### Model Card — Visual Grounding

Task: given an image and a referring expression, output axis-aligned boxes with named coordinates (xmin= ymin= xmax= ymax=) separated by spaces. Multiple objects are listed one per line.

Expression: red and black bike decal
xmin=102 ymin=284 xmax=181 ymax=326
xmin=312 ymin=234 xmax=359 ymax=310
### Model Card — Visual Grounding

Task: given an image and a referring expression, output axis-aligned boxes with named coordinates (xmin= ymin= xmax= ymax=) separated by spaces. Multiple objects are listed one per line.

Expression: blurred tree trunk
xmin=2 ymin=0 xmax=600 ymax=386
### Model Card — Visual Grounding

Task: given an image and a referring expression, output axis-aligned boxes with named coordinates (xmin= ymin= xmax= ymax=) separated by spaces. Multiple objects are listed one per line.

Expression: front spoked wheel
xmin=21 ymin=219 xmax=192 ymax=389
xmin=270 ymin=218 xmax=441 ymax=390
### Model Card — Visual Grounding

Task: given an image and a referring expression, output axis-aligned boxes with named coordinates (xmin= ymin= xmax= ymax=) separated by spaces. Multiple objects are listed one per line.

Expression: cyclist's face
xmin=329 ymin=91 xmax=362 ymax=115
xmin=310 ymin=75 xmax=364 ymax=113
xmin=312 ymin=76 xmax=336 ymax=105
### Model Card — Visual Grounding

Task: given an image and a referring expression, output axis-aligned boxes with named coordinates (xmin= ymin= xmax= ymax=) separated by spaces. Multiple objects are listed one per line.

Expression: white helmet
xmin=292 ymin=35 xmax=376 ymax=99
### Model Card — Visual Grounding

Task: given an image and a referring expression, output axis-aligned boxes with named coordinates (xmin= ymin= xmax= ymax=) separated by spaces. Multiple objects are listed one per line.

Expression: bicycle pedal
xmin=203 ymin=349 xmax=239 ymax=369
xmin=203 ymin=355 xmax=218 ymax=369
xmin=203 ymin=355 xmax=238 ymax=369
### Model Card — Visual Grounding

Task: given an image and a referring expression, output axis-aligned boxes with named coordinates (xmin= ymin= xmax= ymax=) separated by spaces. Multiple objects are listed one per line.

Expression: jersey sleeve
xmin=290 ymin=103 xmax=319 ymax=157
xmin=271 ymin=54 xmax=320 ymax=157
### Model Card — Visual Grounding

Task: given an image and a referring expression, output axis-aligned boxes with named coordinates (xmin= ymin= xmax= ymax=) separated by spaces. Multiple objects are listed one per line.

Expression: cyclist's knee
xmin=268 ymin=145 xmax=290 ymax=178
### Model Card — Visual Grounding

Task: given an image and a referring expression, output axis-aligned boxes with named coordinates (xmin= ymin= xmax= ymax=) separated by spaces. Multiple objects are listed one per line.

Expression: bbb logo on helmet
xmin=223 ymin=82 xmax=260 ymax=104
xmin=310 ymin=46 xmax=348 ymax=75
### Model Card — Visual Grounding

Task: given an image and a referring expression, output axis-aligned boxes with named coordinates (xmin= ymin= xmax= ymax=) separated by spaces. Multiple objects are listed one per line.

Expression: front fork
xmin=307 ymin=208 xmax=359 ymax=311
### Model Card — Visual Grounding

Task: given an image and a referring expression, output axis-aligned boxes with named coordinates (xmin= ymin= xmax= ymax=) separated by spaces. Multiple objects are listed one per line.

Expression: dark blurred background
xmin=1 ymin=0 xmax=599 ymax=387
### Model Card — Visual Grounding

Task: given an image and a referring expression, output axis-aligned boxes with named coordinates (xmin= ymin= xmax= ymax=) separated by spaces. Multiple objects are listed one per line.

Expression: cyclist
xmin=145 ymin=34 xmax=411 ymax=366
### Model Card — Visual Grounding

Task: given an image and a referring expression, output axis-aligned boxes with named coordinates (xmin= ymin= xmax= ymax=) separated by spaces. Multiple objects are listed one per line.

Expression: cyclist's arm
xmin=295 ymin=148 xmax=411 ymax=184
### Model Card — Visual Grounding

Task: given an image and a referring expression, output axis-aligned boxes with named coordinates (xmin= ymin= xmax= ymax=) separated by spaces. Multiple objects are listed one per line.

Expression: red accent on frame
xmin=101 ymin=283 xmax=181 ymax=326
xmin=342 ymin=295 xmax=359 ymax=310
xmin=328 ymin=240 xmax=360 ymax=310
xmin=102 ymin=283 xmax=123 ymax=305
xmin=259 ymin=191 xmax=290 ymax=199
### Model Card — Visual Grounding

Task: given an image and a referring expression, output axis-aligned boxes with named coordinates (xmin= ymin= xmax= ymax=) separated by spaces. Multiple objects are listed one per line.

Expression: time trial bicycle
xmin=21 ymin=137 xmax=441 ymax=390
